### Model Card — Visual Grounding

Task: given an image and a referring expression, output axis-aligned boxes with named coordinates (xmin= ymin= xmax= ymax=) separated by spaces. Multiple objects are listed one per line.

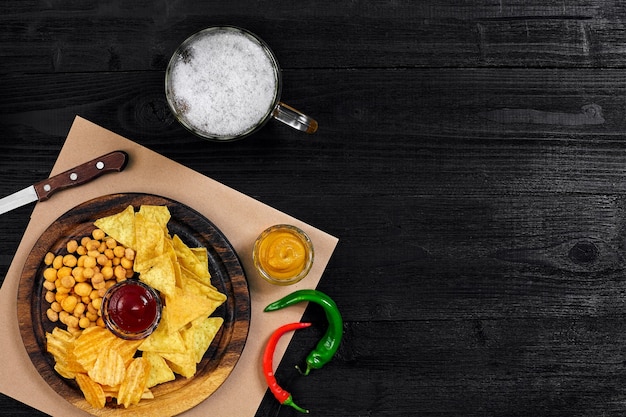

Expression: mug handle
xmin=272 ymin=102 xmax=318 ymax=134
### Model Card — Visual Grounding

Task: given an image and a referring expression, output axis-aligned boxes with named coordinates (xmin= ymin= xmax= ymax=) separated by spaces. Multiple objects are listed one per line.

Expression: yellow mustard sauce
xmin=254 ymin=225 xmax=314 ymax=285
xmin=258 ymin=230 xmax=307 ymax=279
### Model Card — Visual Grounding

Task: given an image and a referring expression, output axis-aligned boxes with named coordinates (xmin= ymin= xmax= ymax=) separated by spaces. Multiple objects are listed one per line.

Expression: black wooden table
xmin=3 ymin=1 xmax=626 ymax=416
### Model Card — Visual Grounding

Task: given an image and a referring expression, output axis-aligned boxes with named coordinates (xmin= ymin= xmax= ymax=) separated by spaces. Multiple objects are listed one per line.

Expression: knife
xmin=0 ymin=150 xmax=129 ymax=215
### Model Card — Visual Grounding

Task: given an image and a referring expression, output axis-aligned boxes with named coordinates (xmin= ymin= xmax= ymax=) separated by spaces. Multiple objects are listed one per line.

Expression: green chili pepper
xmin=264 ymin=289 xmax=343 ymax=375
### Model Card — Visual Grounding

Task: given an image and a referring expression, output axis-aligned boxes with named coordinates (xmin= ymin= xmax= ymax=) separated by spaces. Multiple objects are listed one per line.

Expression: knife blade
xmin=0 ymin=150 xmax=129 ymax=215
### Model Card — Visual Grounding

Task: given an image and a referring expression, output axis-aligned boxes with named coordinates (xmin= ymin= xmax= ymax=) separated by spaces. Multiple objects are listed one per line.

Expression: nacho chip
xmin=133 ymin=213 xmax=166 ymax=272
xmin=93 ymin=205 xmax=136 ymax=249
xmin=138 ymin=205 xmax=171 ymax=234
xmin=75 ymin=373 xmax=106 ymax=409
xmin=117 ymin=357 xmax=151 ymax=408
xmin=164 ymin=287 xmax=219 ymax=333
xmin=160 ymin=348 xmax=196 ymax=379
xmin=138 ymin=314 xmax=186 ymax=354
xmin=181 ymin=273 xmax=226 ymax=309
xmin=88 ymin=348 xmax=126 ymax=387
xmin=190 ymin=247 xmax=209 ymax=270
xmin=185 ymin=316 xmax=224 ymax=363
xmin=143 ymin=352 xmax=176 ymax=388
xmin=172 ymin=235 xmax=211 ymax=284
xmin=165 ymin=240 xmax=183 ymax=288
xmin=137 ymin=252 xmax=176 ymax=297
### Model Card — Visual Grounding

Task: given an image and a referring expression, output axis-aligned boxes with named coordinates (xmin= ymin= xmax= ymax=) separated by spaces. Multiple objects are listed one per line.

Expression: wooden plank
xmin=3 ymin=68 xmax=626 ymax=286
xmin=261 ymin=318 xmax=626 ymax=416
xmin=2 ymin=1 xmax=626 ymax=72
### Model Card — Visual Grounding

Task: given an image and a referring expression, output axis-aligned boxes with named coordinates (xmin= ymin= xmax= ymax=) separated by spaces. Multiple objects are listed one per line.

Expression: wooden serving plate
xmin=17 ymin=193 xmax=250 ymax=416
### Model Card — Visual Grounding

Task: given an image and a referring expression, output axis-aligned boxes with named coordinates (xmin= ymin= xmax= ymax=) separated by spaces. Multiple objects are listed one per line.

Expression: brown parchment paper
xmin=0 ymin=116 xmax=338 ymax=416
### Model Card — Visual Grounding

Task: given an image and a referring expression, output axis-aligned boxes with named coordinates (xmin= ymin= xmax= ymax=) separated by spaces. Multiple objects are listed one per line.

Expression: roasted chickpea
xmin=43 ymin=268 xmax=57 ymax=282
xmin=92 ymin=228 xmax=105 ymax=241
xmin=66 ymin=240 xmax=78 ymax=254
xmin=63 ymin=254 xmax=78 ymax=267
xmin=46 ymin=309 xmax=59 ymax=322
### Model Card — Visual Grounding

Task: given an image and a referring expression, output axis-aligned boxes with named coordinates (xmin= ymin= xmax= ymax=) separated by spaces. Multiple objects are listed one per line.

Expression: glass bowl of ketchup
xmin=101 ymin=279 xmax=162 ymax=340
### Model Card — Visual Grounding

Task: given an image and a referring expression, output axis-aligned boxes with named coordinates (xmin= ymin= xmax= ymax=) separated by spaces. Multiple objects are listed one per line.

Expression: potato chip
xmin=143 ymin=352 xmax=176 ymax=388
xmin=56 ymin=349 xmax=86 ymax=379
xmin=109 ymin=338 xmax=143 ymax=368
xmin=46 ymin=328 xmax=86 ymax=377
xmin=51 ymin=326 xmax=75 ymax=342
xmin=88 ymin=348 xmax=126 ymax=386
xmin=185 ymin=316 xmax=224 ymax=363
xmin=164 ymin=288 xmax=219 ymax=333
xmin=93 ymin=205 xmax=136 ymax=249
xmin=100 ymin=384 xmax=120 ymax=398
xmin=74 ymin=327 xmax=118 ymax=371
xmin=117 ymin=357 xmax=151 ymax=408
xmin=75 ymin=373 xmax=106 ymax=409
xmin=46 ymin=330 xmax=73 ymax=362
xmin=102 ymin=384 xmax=154 ymax=399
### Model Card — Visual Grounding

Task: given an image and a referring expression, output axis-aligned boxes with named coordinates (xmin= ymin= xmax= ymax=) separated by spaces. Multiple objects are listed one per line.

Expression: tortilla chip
xmin=172 ymin=235 xmax=211 ymax=284
xmin=160 ymin=349 xmax=196 ymax=379
xmin=143 ymin=352 xmax=176 ymax=388
xmin=133 ymin=213 xmax=165 ymax=272
xmin=186 ymin=316 xmax=224 ymax=363
xmin=190 ymin=247 xmax=209 ymax=270
xmin=137 ymin=252 xmax=176 ymax=297
xmin=164 ymin=287 xmax=219 ymax=333
xmin=138 ymin=314 xmax=186 ymax=354
xmin=138 ymin=205 xmax=171 ymax=234
xmin=93 ymin=205 xmax=136 ymax=248
xmin=164 ymin=239 xmax=182 ymax=288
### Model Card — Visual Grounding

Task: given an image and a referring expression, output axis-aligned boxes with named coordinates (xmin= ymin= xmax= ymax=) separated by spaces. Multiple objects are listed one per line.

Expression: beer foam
xmin=169 ymin=29 xmax=278 ymax=138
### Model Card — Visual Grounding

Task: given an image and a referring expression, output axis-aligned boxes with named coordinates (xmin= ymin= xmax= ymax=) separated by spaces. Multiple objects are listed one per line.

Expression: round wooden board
xmin=17 ymin=193 xmax=250 ymax=416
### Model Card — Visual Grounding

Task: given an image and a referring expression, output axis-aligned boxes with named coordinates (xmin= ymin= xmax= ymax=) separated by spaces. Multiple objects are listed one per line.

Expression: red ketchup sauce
xmin=102 ymin=280 xmax=161 ymax=339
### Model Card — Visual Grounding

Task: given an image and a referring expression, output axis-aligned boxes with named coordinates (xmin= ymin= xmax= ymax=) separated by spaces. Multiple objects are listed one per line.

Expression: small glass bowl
xmin=253 ymin=224 xmax=314 ymax=286
xmin=101 ymin=280 xmax=162 ymax=340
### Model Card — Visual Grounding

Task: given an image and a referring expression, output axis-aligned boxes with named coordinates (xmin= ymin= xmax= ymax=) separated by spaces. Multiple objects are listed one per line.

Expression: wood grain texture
xmin=16 ymin=194 xmax=250 ymax=416
xmin=2 ymin=1 xmax=626 ymax=72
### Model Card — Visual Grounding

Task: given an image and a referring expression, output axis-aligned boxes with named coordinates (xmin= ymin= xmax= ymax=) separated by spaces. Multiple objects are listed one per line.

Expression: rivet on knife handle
xmin=33 ymin=151 xmax=129 ymax=201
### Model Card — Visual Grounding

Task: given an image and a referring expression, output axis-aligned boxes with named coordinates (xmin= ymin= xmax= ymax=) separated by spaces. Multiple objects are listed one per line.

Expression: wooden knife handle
xmin=34 ymin=151 xmax=129 ymax=201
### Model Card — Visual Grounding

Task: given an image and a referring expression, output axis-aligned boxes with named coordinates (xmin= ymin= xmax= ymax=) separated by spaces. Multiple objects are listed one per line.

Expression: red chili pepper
xmin=263 ymin=322 xmax=312 ymax=413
